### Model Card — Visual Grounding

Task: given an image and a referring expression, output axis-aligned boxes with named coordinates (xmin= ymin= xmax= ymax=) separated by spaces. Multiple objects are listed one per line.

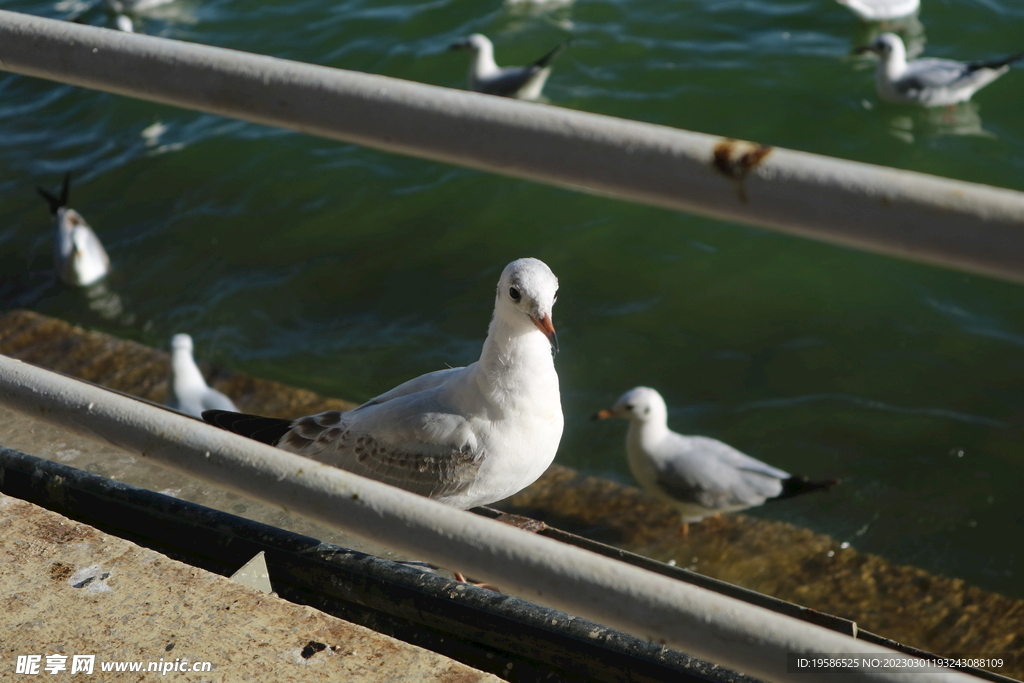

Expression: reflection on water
xmin=850 ymin=13 xmax=926 ymax=58
xmin=886 ymin=101 xmax=992 ymax=143
xmin=55 ymin=0 xmax=197 ymax=33
xmin=83 ymin=281 xmax=130 ymax=323
xmin=503 ymin=0 xmax=575 ymax=32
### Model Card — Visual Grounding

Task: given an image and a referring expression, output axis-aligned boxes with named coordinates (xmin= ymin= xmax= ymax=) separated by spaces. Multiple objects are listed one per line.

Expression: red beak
xmin=532 ymin=314 xmax=559 ymax=355
xmin=592 ymin=409 xmax=615 ymax=420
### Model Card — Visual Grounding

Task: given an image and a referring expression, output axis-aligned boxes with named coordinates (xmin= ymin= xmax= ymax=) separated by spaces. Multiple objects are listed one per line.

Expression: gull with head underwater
xmin=835 ymin=0 xmax=919 ymax=23
xmin=858 ymin=33 xmax=1024 ymax=106
xmin=204 ymin=257 xmax=563 ymax=510
xmin=450 ymin=33 xmax=569 ymax=100
xmin=37 ymin=174 xmax=111 ymax=288
xmin=595 ymin=387 xmax=838 ymax=534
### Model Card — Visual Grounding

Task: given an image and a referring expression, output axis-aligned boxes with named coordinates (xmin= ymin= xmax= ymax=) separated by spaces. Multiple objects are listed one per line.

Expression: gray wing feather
xmin=652 ymin=435 xmax=787 ymax=510
xmin=479 ymin=66 xmax=542 ymax=96
xmin=898 ymin=59 xmax=972 ymax=90
xmin=353 ymin=366 xmax=462 ymax=411
xmin=279 ymin=387 xmax=482 ymax=501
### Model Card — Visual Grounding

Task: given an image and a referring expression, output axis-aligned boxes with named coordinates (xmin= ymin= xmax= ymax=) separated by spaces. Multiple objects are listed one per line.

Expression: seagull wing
xmin=279 ymin=375 xmax=483 ymax=501
xmin=71 ymin=225 xmax=111 ymax=270
xmin=651 ymin=434 xmax=787 ymax=510
xmin=897 ymin=58 xmax=972 ymax=92
xmin=478 ymin=65 xmax=543 ymax=97
xmin=353 ymin=366 xmax=463 ymax=410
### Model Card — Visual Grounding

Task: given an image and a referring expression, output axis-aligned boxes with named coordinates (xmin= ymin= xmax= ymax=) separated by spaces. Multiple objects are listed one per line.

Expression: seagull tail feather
xmin=532 ymin=39 xmax=572 ymax=69
xmin=967 ymin=50 xmax=1024 ymax=72
xmin=37 ymin=173 xmax=71 ymax=215
xmin=202 ymin=409 xmax=294 ymax=446
xmin=773 ymin=476 xmax=841 ymax=501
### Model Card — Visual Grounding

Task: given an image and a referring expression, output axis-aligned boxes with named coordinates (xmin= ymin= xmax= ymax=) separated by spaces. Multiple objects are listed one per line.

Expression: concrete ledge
xmin=0 ymin=493 xmax=499 ymax=682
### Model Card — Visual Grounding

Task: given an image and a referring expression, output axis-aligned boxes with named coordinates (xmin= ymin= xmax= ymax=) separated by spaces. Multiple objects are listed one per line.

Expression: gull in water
xmin=594 ymin=387 xmax=838 ymax=534
xmin=166 ymin=334 xmax=239 ymax=418
xmin=836 ymin=0 xmax=918 ymax=23
xmin=37 ymin=174 xmax=111 ymax=287
xmin=858 ymin=33 xmax=1024 ymax=106
xmin=450 ymin=33 xmax=569 ymax=100
xmin=204 ymin=258 xmax=563 ymax=510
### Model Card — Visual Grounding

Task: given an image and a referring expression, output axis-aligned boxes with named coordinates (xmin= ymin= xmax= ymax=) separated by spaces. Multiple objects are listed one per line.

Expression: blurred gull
xmin=37 ymin=174 xmax=111 ymax=287
xmin=836 ymin=0 xmax=918 ymax=22
xmin=106 ymin=0 xmax=175 ymax=32
xmin=166 ymin=334 xmax=239 ymax=418
xmin=450 ymin=33 xmax=570 ymax=100
xmin=595 ymin=387 xmax=838 ymax=534
xmin=859 ymin=33 xmax=1024 ymax=106
xmin=204 ymin=258 xmax=563 ymax=510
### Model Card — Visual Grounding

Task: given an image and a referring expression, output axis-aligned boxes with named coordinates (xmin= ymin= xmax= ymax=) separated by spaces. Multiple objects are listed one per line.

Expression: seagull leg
xmin=679 ymin=521 xmax=689 ymax=538
xmin=453 ymin=572 xmax=502 ymax=593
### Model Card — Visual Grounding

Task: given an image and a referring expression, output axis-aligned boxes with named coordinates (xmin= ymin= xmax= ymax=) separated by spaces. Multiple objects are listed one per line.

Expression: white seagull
xmin=595 ymin=387 xmax=838 ymax=533
xmin=450 ymin=33 xmax=569 ymax=100
xmin=166 ymin=334 xmax=239 ymax=418
xmin=204 ymin=258 xmax=563 ymax=510
xmin=37 ymin=174 xmax=111 ymax=287
xmin=858 ymin=33 xmax=1024 ymax=106
xmin=836 ymin=0 xmax=918 ymax=23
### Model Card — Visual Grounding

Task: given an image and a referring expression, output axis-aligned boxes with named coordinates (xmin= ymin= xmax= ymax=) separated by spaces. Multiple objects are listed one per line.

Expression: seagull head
xmin=450 ymin=33 xmax=492 ymax=54
xmin=593 ymin=387 xmax=667 ymax=424
xmin=856 ymin=33 xmax=905 ymax=63
xmin=171 ymin=333 xmax=194 ymax=354
xmin=496 ymin=257 xmax=559 ymax=355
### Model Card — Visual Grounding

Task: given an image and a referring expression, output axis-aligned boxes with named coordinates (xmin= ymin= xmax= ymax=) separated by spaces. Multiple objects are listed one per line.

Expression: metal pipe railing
xmin=0 ymin=355 xmax=983 ymax=683
xmin=2 ymin=11 xmax=1024 ymax=283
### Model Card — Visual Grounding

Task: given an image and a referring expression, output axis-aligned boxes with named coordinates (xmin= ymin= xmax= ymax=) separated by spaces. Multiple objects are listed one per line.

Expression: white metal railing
xmin=0 ymin=356 xmax=984 ymax=683
xmin=2 ymin=10 xmax=1024 ymax=283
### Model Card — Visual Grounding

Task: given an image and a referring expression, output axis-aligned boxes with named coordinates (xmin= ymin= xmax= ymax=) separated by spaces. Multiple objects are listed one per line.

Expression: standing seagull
xmin=204 ymin=258 xmax=563 ymax=509
xmin=594 ymin=387 xmax=838 ymax=533
xmin=858 ymin=33 xmax=1024 ymax=106
xmin=166 ymin=334 xmax=239 ymax=418
xmin=835 ymin=0 xmax=918 ymax=22
xmin=450 ymin=34 xmax=569 ymax=100
xmin=37 ymin=174 xmax=111 ymax=287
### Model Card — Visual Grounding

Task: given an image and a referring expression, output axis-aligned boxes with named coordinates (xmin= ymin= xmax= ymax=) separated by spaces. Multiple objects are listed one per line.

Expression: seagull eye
xmin=625 ymin=404 xmax=634 ymax=411
xmin=509 ymin=287 xmax=522 ymax=302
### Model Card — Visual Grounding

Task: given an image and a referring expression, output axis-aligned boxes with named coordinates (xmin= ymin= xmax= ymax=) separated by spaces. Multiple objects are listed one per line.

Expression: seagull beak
xmin=450 ymin=40 xmax=470 ymax=51
xmin=532 ymin=313 xmax=559 ymax=356
xmin=591 ymin=409 xmax=615 ymax=421
xmin=855 ymin=45 xmax=877 ymax=55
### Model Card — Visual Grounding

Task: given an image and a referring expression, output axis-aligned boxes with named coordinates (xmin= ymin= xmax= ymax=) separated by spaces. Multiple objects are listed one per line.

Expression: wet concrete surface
xmin=1 ymin=309 xmax=1021 ymax=678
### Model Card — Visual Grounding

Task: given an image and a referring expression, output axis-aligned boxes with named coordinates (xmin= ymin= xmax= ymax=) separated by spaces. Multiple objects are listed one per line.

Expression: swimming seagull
xmin=858 ymin=33 xmax=1024 ymax=106
xmin=204 ymin=258 xmax=563 ymax=510
xmin=450 ymin=33 xmax=570 ymax=100
xmin=166 ymin=334 xmax=239 ymax=418
xmin=835 ymin=0 xmax=918 ymax=22
xmin=594 ymin=387 xmax=838 ymax=534
xmin=37 ymin=174 xmax=111 ymax=287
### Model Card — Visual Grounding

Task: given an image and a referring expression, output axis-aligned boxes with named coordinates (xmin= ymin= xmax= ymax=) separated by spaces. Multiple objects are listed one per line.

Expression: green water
xmin=1 ymin=0 xmax=1023 ymax=599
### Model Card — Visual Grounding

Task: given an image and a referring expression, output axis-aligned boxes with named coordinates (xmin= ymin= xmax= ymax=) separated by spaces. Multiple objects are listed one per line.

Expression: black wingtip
xmin=968 ymin=50 xmax=1024 ymax=72
xmin=774 ymin=476 xmax=841 ymax=501
xmin=532 ymin=39 xmax=571 ymax=69
xmin=202 ymin=409 xmax=294 ymax=446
